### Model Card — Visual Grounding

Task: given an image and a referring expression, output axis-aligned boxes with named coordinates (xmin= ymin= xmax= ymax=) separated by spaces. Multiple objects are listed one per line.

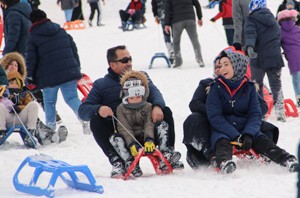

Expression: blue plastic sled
xmin=149 ymin=52 xmax=171 ymax=69
xmin=13 ymin=154 xmax=104 ymax=197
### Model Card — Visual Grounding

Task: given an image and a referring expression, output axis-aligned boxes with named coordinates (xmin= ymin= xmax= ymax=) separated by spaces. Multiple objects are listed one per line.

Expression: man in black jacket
xmin=164 ymin=0 xmax=204 ymax=68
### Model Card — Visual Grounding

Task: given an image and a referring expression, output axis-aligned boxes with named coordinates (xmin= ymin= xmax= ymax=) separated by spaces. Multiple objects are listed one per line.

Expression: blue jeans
xmin=292 ymin=71 xmax=300 ymax=96
xmin=43 ymin=80 xmax=81 ymax=129
xmin=64 ymin=9 xmax=73 ymax=22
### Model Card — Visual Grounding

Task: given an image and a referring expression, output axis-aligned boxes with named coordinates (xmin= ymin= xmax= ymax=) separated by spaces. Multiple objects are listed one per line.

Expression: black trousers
xmin=89 ymin=2 xmax=100 ymax=22
xmin=119 ymin=9 xmax=143 ymax=23
xmin=90 ymin=106 xmax=175 ymax=165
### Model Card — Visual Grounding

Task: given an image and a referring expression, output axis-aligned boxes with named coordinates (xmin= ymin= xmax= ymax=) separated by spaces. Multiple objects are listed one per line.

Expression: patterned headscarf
xmin=222 ymin=51 xmax=249 ymax=81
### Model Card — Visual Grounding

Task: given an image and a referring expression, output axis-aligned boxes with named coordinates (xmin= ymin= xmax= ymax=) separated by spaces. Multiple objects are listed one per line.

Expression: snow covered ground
xmin=0 ymin=0 xmax=299 ymax=197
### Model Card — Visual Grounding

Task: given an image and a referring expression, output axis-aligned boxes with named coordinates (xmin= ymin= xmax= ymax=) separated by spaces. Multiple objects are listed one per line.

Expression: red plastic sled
xmin=77 ymin=73 xmax=93 ymax=102
xmin=124 ymin=149 xmax=173 ymax=180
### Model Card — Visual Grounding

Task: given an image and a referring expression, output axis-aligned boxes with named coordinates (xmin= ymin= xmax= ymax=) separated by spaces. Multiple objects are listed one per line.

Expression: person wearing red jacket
xmin=210 ymin=0 xmax=234 ymax=46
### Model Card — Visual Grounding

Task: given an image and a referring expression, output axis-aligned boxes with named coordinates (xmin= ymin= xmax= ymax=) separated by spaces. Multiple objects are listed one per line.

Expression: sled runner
xmin=77 ymin=73 xmax=93 ymax=102
xmin=13 ymin=154 xmax=104 ymax=197
xmin=0 ymin=125 xmax=37 ymax=149
xmin=124 ymin=149 xmax=173 ymax=180
xmin=149 ymin=52 xmax=171 ymax=69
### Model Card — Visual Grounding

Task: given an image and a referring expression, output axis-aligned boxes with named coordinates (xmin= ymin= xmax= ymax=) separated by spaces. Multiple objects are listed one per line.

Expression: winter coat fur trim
xmin=1 ymin=52 xmax=27 ymax=79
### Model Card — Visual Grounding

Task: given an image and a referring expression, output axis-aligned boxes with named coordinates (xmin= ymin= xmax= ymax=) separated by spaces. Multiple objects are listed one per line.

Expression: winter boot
xmin=219 ymin=160 xmax=236 ymax=174
xmin=171 ymin=161 xmax=184 ymax=170
xmin=56 ymin=113 xmax=62 ymax=125
xmin=198 ymin=60 xmax=205 ymax=67
xmin=125 ymin=160 xmax=143 ymax=177
xmin=121 ymin=21 xmax=127 ymax=31
xmin=0 ymin=130 xmax=7 ymax=142
xmin=296 ymin=95 xmax=300 ymax=107
xmin=81 ymin=121 xmax=92 ymax=135
xmin=57 ymin=125 xmax=68 ymax=143
xmin=166 ymin=42 xmax=175 ymax=64
xmin=280 ymin=156 xmax=299 ymax=172
xmin=24 ymin=129 xmax=36 ymax=148
xmin=88 ymin=20 xmax=92 ymax=27
xmin=111 ymin=161 xmax=125 ymax=178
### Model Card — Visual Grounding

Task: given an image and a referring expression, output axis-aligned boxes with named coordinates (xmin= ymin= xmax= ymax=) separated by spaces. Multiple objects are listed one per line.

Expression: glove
xmin=242 ymin=135 xmax=253 ymax=151
xmin=155 ymin=17 xmax=160 ymax=24
xmin=247 ymin=47 xmax=257 ymax=59
xmin=11 ymin=105 xmax=21 ymax=114
xmin=144 ymin=138 xmax=155 ymax=154
xmin=129 ymin=142 xmax=141 ymax=157
xmin=25 ymin=77 xmax=37 ymax=90
xmin=210 ymin=18 xmax=215 ymax=22
xmin=233 ymin=42 xmax=242 ymax=51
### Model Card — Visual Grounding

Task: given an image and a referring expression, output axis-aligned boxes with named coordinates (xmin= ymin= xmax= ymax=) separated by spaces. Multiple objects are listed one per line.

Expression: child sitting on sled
xmin=109 ymin=70 xmax=183 ymax=178
xmin=0 ymin=71 xmax=39 ymax=148
xmin=206 ymin=50 xmax=299 ymax=174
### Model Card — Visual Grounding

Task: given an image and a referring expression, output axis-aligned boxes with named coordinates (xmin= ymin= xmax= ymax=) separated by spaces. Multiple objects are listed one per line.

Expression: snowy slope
xmin=0 ymin=0 xmax=299 ymax=197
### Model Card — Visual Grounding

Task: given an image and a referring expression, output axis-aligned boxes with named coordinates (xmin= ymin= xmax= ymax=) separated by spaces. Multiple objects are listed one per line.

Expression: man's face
xmin=110 ymin=49 xmax=132 ymax=75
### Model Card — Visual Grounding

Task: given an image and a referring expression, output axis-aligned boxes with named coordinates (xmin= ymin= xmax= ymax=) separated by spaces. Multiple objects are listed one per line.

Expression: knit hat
xmin=7 ymin=71 xmax=24 ymax=88
xmin=249 ymin=0 xmax=267 ymax=12
xmin=30 ymin=9 xmax=47 ymax=23
xmin=220 ymin=51 xmax=249 ymax=81
xmin=286 ymin=0 xmax=295 ymax=8
xmin=0 ymin=0 xmax=20 ymax=8
xmin=120 ymin=70 xmax=149 ymax=109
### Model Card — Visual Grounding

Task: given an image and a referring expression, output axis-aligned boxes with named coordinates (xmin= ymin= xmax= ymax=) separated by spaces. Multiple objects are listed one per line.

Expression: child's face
xmin=286 ymin=4 xmax=295 ymax=10
xmin=220 ymin=57 xmax=234 ymax=80
xmin=128 ymin=96 xmax=142 ymax=104
xmin=8 ymin=80 xmax=20 ymax=89
xmin=7 ymin=61 xmax=18 ymax=73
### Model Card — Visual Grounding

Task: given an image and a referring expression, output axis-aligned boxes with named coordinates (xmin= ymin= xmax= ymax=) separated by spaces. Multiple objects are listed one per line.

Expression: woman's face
xmin=220 ymin=57 xmax=234 ymax=80
xmin=6 ymin=60 xmax=18 ymax=73
xmin=214 ymin=59 xmax=221 ymax=76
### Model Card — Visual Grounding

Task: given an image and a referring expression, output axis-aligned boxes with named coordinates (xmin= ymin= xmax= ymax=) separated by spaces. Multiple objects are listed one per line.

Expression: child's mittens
xmin=144 ymin=138 xmax=155 ymax=154
xmin=129 ymin=142 xmax=141 ymax=157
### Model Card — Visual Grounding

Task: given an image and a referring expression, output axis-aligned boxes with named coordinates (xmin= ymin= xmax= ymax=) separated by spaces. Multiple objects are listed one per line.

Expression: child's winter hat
xmin=7 ymin=71 xmax=24 ymax=88
xmin=277 ymin=9 xmax=298 ymax=22
xmin=286 ymin=0 xmax=295 ymax=8
xmin=0 ymin=52 xmax=27 ymax=80
xmin=219 ymin=51 xmax=249 ymax=81
xmin=249 ymin=0 xmax=267 ymax=12
xmin=120 ymin=70 xmax=149 ymax=109
xmin=30 ymin=9 xmax=47 ymax=23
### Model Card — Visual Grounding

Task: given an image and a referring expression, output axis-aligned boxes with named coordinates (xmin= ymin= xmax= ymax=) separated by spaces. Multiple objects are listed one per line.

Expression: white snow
xmin=0 ymin=0 xmax=299 ymax=197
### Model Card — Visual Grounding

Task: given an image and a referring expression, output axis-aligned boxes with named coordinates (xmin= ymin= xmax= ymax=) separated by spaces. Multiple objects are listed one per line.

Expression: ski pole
xmin=111 ymin=115 xmax=144 ymax=148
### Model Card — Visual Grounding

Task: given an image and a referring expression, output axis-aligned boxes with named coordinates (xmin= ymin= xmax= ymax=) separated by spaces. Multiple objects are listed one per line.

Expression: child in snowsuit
xmin=210 ymin=0 xmax=234 ymax=46
xmin=119 ymin=0 xmax=145 ymax=31
xmin=110 ymin=70 xmax=182 ymax=178
xmin=245 ymin=0 xmax=286 ymax=122
xmin=206 ymin=50 xmax=298 ymax=174
xmin=278 ymin=9 xmax=300 ymax=106
xmin=0 ymin=71 xmax=39 ymax=148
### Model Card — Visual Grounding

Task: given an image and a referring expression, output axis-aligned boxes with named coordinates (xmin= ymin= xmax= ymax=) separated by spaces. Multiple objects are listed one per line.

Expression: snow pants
xmin=90 ymin=106 xmax=175 ymax=165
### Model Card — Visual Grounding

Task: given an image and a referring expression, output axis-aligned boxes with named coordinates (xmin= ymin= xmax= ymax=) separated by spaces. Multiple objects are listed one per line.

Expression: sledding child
xmin=110 ymin=70 xmax=182 ymax=178
xmin=210 ymin=0 xmax=234 ymax=46
xmin=278 ymin=9 xmax=300 ymax=106
xmin=0 ymin=71 xmax=39 ymax=148
xmin=206 ymin=50 xmax=298 ymax=174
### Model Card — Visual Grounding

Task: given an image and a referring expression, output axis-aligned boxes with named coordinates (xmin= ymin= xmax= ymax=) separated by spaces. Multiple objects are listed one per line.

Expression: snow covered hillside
xmin=0 ymin=0 xmax=299 ymax=197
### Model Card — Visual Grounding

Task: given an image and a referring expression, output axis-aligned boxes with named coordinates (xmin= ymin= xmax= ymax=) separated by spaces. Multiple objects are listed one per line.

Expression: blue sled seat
xmin=13 ymin=154 xmax=104 ymax=197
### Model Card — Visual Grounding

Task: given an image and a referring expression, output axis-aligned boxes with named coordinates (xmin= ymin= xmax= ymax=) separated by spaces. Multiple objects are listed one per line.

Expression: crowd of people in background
xmin=0 ymin=1 xmax=299 ymax=192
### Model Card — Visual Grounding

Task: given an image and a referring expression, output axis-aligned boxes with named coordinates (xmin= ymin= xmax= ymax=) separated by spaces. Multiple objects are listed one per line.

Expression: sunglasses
xmin=113 ymin=56 xmax=132 ymax=64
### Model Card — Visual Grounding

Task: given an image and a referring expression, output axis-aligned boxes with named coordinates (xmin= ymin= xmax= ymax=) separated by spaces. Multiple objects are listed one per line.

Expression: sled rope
xmin=112 ymin=115 xmax=144 ymax=148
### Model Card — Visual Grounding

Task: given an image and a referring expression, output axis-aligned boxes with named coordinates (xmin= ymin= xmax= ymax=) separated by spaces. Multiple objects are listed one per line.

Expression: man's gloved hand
xmin=129 ymin=142 xmax=141 ymax=157
xmin=11 ymin=105 xmax=21 ymax=114
xmin=210 ymin=18 xmax=215 ymax=22
xmin=247 ymin=47 xmax=257 ymax=58
xmin=155 ymin=17 xmax=160 ymax=24
xmin=242 ymin=135 xmax=253 ymax=151
xmin=233 ymin=43 xmax=242 ymax=51
xmin=144 ymin=138 xmax=155 ymax=154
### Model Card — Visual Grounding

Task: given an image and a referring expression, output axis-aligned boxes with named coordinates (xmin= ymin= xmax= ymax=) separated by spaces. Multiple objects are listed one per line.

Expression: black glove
xmin=242 ymin=135 xmax=253 ymax=151
xmin=11 ymin=105 xmax=21 ymax=114
xmin=233 ymin=43 xmax=242 ymax=51
xmin=247 ymin=47 xmax=257 ymax=58
xmin=210 ymin=18 xmax=215 ymax=22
